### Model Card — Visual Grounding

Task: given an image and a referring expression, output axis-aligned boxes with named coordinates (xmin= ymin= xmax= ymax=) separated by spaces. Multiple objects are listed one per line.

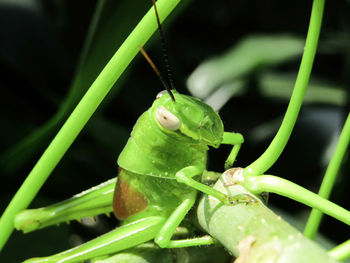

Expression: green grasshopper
xmin=14 ymin=88 xmax=247 ymax=263
xmin=11 ymin=2 xmax=249 ymax=262
xmin=5 ymin=0 xmax=350 ymax=262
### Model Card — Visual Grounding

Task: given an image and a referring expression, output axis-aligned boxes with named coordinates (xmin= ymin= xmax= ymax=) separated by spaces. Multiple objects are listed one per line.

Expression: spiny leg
xmin=155 ymin=191 xmax=214 ymax=248
xmin=221 ymin=132 xmax=244 ymax=170
xmin=15 ymin=178 xmax=116 ymax=233
xmin=23 ymin=217 xmax=165 ymax=263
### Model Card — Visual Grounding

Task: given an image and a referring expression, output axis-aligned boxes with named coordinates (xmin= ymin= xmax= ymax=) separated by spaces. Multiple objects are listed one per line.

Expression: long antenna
xmin=151 ymin=0 xmax=176 ymax=91
xmin=139 ymin=45 xmax=175 ymax=101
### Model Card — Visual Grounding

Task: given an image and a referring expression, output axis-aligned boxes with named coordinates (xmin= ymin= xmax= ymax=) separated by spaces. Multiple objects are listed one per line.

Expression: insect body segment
xmin=118 ymin=90 xmax=224 ymax=179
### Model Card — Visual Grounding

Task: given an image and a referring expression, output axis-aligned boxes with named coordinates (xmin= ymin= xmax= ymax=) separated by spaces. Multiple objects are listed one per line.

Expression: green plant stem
xmin=0 ymin=0 xmax=180 ymax=251
xmin=242 ymin=175 xmax=350 ymax=225
xmin=197 ymin=170 xmax=339 ymax=263
xmin=304 ymin=113 xmax=350 ymax=239
xmin=245 ymin=0 xmax=325 ymax=176
xmin=328 ymin=239 xmax=350 ymax=261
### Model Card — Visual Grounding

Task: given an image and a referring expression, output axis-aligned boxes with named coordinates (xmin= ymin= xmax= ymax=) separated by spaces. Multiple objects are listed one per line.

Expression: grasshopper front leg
xmin=175 ymin=166 xmax=257 ymax=206
xmin=221 ymin=132 xmax=244 ymax=170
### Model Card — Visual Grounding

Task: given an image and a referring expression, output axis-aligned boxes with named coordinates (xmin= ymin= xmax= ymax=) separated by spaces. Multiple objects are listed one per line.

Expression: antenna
xmin=139 ymin=45 xmax=175 ymax=101
xmin=151 ymin=0 xmax=176 ymax=91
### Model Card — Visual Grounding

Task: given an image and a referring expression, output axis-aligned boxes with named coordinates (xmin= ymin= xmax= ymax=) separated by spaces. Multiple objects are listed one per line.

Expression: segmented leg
xmin=176 ymin=166 xmax=255 ymax=205
xmin=23 ymin=217 xmax=165 ymax=263
xmin=15 ymin=178 xmax=116 ymax=233
xmin=175 ymin=166 xmax=228 ymax=204
xmin=221 ymin=132 xmax=244 ymax=170
xmin=155 ymin=191 xmax=214 ymax=248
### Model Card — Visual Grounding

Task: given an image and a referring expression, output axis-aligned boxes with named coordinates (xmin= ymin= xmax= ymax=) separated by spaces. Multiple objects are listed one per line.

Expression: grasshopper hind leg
xmin=15 ymin=178 xmax=116 ymax=234
xmin=23 ymin=217 xmax=165 ymax=263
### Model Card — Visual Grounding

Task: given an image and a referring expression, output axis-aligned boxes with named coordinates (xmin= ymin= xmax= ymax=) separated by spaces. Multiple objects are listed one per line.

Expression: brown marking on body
xmin=113 ymin=169 xmax=148 ymax=220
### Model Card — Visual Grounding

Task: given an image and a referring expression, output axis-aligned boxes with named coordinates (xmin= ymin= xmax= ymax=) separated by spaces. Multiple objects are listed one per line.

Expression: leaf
xmin=258 ymin=72 xmax=346 ymax=106
xmin=187 ymin=35 xmax=304 ymax=99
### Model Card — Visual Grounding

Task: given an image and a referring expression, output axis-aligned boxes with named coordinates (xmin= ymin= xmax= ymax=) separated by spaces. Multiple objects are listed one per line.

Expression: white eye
xmin=156 ymin=106 xmax=180 ymax=131
xmin=156 ymin=90 xmax=167 ymax=99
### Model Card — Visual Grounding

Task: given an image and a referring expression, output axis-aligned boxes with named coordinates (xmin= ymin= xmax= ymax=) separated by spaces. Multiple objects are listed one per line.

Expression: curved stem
xmin=0 ymin=0 xmax=180 ymax=251
xmin=243 ymin=175 xmax=350 ymax=226
xmin=197 ymin=170 xmax=337 ymax=262
xmin=245 ymin=0 xmax=325 ymax=176
xmin=328 ymin=239 xmax=350 ymax=261
xmin=304 ymin=113 xmax=350 ymax=239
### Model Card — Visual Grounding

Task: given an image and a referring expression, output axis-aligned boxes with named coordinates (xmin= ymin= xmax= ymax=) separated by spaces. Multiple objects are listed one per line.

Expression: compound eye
xmin=156 ymin=106 xmax=180 ymax=131
xmin=156 ymin=90 xmax=167 ymax=99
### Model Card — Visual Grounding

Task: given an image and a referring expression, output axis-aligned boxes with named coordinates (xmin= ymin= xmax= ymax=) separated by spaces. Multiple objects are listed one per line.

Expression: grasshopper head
xmin=151 ymin=90 xmax=224 ymax=148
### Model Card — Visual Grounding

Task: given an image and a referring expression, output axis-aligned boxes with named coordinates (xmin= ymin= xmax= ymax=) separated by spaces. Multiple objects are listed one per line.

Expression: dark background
xmin=0 ymin=0 xmax=349 ymax=261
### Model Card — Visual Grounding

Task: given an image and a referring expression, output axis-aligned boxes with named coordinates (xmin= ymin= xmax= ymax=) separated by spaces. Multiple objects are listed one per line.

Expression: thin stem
xmin=328 ymin=239 xmax=350 ymax=261
xmin=243 ymin=175 xmax=350 ymax=225
xmin=0 ymin=0 xmax=180 ymax=251
xmin=245 ymin=0 xmax=325 ymax=176
xmin=197 ymin=170 xmax=337 ymax=261
xmin=304 ymin=113 xmax=350 ymax=239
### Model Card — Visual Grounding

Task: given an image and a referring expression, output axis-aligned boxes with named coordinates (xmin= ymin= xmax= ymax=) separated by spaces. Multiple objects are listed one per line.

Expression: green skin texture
xmin=14 ymin=91 xmax=245 ymax=263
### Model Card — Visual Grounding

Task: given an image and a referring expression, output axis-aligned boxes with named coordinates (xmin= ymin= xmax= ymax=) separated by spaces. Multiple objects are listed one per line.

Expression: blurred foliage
xmin=258 ymin=72 xmax=346 ymax=105
xmin=0 ymin=0 xmax=349 ymax=262
xmin=187 ymin=35 xmax=304 ymax=98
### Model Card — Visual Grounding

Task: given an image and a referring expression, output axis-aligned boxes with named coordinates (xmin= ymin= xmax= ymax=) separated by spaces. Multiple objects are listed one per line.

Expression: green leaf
xmin=187 ymin=35 xmax=304 ymax=98
xmin=258 ymin=72 xmax=346 ymax=106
